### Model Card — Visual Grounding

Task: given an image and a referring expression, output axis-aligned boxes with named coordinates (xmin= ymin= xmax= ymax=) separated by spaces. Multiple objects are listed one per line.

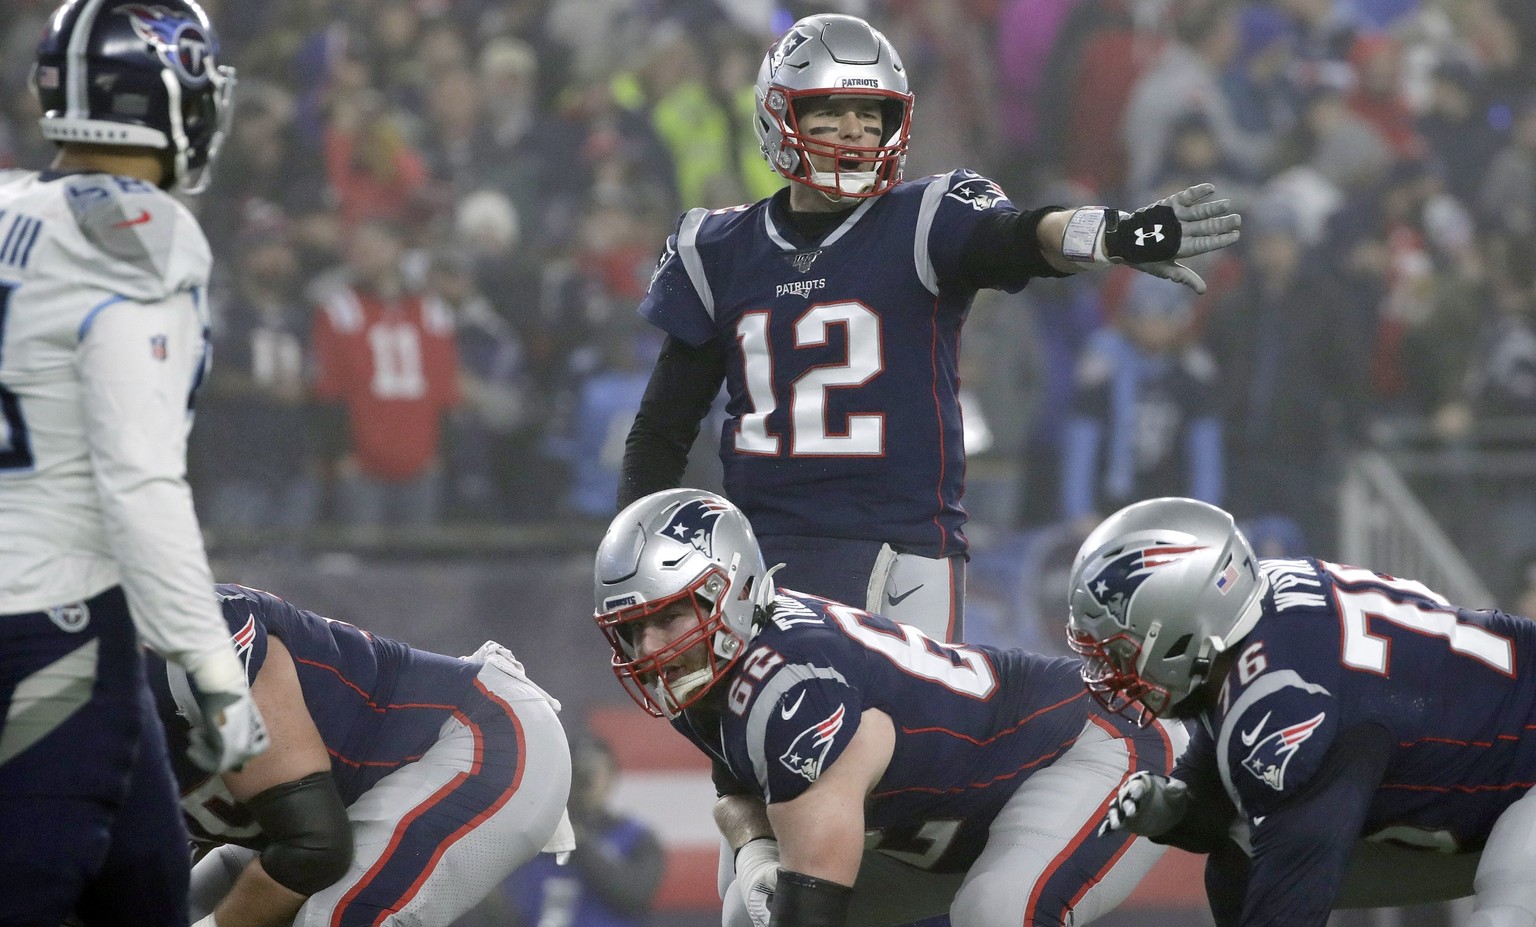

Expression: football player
xmin=1068 ymin=497 xmax=1536 ymax=927
xmin=149 ymin=584 xmax=573 ymax=927
xmin=619 ymin=12 xmax=1241 ymax=645
xmin=0 ymin=1 xmax=266 ymax=922
xmin=594 ymin=488 xmax=1189 ymax=927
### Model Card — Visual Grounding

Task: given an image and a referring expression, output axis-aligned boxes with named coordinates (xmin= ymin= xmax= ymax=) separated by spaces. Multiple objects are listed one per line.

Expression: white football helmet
xmin=754 ymin=13 xmax=912 ymax=200
xmin=594 ymin=489 xmax=776 ymax=719
xmin=1066 ymin=498 xmax=1269 ymax=723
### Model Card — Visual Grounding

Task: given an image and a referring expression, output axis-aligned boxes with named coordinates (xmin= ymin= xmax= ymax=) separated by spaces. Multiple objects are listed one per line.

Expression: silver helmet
xmin=1066 ymin=498 xmax=1268 ymax=723
xmin=594 ymin=489 xmax=775 ymax=718
xmin=753 ymin=14 xmax=912 ymax=200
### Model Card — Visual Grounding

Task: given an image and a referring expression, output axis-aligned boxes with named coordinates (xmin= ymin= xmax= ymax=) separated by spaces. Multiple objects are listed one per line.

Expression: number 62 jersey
xmin=672 ymin=589 xmax=1179 ymax=873
xmin=1180 ymin=558 xmax=1536 ymax=866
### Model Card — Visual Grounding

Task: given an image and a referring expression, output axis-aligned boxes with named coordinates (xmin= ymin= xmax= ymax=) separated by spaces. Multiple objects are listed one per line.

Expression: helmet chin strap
xmin=653 ymin=665 xmax=715 ymax=718
xmin=810 ymin=167 xmax=879 ymax=202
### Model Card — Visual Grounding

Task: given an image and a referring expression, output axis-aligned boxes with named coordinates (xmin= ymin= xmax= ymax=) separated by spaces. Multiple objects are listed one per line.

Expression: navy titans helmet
xmin=32 ymin=0 xmax=236 ymax=193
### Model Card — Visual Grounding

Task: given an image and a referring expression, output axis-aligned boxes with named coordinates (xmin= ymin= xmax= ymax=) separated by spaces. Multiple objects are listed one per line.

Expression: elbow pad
xmin=246 ymin=771 xmax=354 ymax=896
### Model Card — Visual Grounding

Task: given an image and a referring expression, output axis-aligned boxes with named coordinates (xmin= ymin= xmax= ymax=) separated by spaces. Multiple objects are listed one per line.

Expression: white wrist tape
xmin=1062 ymin=207 xmax=1111 ymax=264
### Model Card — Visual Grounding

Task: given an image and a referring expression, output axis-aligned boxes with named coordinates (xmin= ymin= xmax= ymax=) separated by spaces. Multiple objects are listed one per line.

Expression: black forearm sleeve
xmin=771 ymin=870 xmax=854 ymax=927
xmin=617 ymin=335 xmax=726 ymax=510
xmin=1157 ymin=762 xmax=1240 ymax=854
xmin=246 ymin=771 xmax=354 ymax=896
xmin=952 ymin=205 xmax=1072 ymax=291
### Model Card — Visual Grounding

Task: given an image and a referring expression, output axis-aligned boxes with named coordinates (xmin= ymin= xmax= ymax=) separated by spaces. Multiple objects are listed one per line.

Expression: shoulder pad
xmin=62 ymin=174 xmax=210 ymax=294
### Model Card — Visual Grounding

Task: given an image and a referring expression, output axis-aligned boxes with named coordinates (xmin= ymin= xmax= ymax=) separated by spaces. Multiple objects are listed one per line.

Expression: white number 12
xmin=734 ymin=301 xmax=884 ymax=457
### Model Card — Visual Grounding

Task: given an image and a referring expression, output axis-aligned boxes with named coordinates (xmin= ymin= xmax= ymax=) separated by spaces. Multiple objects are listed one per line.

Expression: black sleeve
xmin=950 ymin=205 xmax=1072 ymax=292
xmin=569 ymin=817 xmax=666 ymax=914
xmin=712 ymin=756 xmax=755 ymax=797
xmin=1239 ymin=723 xmax=1396 ymax=927
xmin=617 ymin=335 xmax=727 ymax=510
xmin=1157 ymin=748 xmax=1241 ymax=854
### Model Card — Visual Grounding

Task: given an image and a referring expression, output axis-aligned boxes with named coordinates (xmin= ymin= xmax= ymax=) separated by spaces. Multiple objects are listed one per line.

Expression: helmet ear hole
xmin=1163 ymin=633 xmax=1193 ymax=659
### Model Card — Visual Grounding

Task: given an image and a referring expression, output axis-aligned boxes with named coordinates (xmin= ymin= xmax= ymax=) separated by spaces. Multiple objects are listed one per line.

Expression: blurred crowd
xmin=5 ymin=0 xmax=1536 ymax=598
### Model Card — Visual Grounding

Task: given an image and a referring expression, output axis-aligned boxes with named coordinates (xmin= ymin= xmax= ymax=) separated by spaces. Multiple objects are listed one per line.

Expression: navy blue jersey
xmin=148 ymin=584 xmax=481 ymax=846
xmin=1178 ymin=558 xmax=1536 ymax=867
xmin=639 ymin=172 xmax=1024 ymax=558
xmin=673 ymin=590 xmax=1174 ymax=873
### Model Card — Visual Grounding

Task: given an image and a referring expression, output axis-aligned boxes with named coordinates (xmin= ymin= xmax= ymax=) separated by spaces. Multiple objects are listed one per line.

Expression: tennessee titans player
xmin=148 ymin=584 xmax=573 ymax=927
xmin=0 ymin=2 xmax=265 ymax=923
xmin=618 ymin=13 xmax=1242 ymax=645
xmin=1068 ymin=497 xmax=1536 ymax=927
xmin=594 ymin=489 xmax=1187 ymax=927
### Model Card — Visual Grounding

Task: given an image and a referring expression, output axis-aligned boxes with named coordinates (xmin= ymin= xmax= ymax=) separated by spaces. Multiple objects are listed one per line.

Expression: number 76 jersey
xmin=1195 ymin=557 xmax=1536 ymax=851
xmin=639 ymin=172 xmax=1026 ymax=558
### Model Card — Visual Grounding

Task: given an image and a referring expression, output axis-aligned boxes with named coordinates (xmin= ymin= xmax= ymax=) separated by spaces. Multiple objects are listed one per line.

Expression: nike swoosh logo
xmin=112 ymin=210 xmax=152 ymax=228
xmin=886 ymin=585 xmax=923 ymax=607
xmin=1240 ymin=711 xmax=1272 ymax=748
xmin=780 ymin=690 xmax=805 ymax=720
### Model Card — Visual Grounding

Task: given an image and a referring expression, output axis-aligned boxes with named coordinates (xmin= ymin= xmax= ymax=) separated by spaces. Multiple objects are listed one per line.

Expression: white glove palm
xmin=1099 ymin=771 xmax=1190 ymax=838
xmin=185 ymin=649 xmax=270 ymax=773
xmin=735 ymin=837 xmax=780 ymax=927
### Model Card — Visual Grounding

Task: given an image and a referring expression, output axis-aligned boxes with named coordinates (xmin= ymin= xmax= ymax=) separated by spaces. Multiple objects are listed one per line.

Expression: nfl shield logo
xmin=150 ymin=334 xmax=168 ymax=360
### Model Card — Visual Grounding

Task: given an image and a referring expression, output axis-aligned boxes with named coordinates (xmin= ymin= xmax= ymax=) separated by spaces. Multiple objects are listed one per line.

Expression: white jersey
xmin=0 ymin=168 xmax=229 ymax=668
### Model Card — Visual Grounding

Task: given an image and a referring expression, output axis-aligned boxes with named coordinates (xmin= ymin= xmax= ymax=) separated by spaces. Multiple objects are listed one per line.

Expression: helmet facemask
xmin=596 ymin=566 xmax=747 ymax=719
xmin=761 ymin=87 xmax=911 ymax=201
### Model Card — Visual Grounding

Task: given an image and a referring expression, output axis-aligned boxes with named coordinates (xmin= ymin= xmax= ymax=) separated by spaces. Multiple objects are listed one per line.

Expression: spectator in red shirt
xmin=313 ymin=219 xmax=460 ymax=527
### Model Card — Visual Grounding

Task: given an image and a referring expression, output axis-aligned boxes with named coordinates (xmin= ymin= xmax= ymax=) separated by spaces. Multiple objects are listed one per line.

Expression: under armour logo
xmin=1134 ymin=225 xmax=1165 ymax=247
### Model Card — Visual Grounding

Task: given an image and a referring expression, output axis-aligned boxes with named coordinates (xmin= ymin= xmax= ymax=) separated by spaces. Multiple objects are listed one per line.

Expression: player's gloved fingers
xmin=1134 ymin=260 xmax=1208 ymax=294
xmin=1165 ymin=183 xmax=1215 ymax=208
xmin=1171 ymin=197 xmax=1232 ymax=223
xmin=1179 ymin=212 xmax=1241 ymax=240
xmin=1175 ymin=204 xmax=1237 ymax=229
xmin=1178 ymin=228 xmax=1241 ymax=259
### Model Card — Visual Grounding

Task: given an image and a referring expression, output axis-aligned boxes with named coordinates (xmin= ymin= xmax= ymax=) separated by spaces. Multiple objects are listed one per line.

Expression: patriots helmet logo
xmin=118 ymin=5 xmax=213 ymax=86
xmin=779 ymin=702 xmax=845 ymax=782
xmin=1242 ymin=711 xmax=1326 ymax=791
xmin=657 ymin=498 xmax=731 ymax=558
xmin=1084 ymin=543 xmax=1207 ymax=627
xmin=768 ymin=30 xmax=809 ymax=78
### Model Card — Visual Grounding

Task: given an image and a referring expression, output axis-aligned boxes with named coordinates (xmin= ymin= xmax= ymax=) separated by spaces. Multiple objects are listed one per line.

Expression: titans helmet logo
xmin=119 ymin=5 xmax=212 ymax=86
xmin=657 ymin=498 xmax=731 ymax=558
xmin=1085 ymin=543 xmax=1207 ymax=627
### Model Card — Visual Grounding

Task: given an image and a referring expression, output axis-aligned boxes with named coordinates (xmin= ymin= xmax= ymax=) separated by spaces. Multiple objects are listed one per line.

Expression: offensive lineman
xmin=619 ymin=13 xmax=1241 ymax=644
xmin=594 ymin=488 xmax=1188 ymax=927
xmin=0 ymin=1 xmax=267 ymax=922
xmin=1068 ymin=497 xmax=1536 ymax=927
xmin=148 ymin=584 xmax=573 ymax=927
